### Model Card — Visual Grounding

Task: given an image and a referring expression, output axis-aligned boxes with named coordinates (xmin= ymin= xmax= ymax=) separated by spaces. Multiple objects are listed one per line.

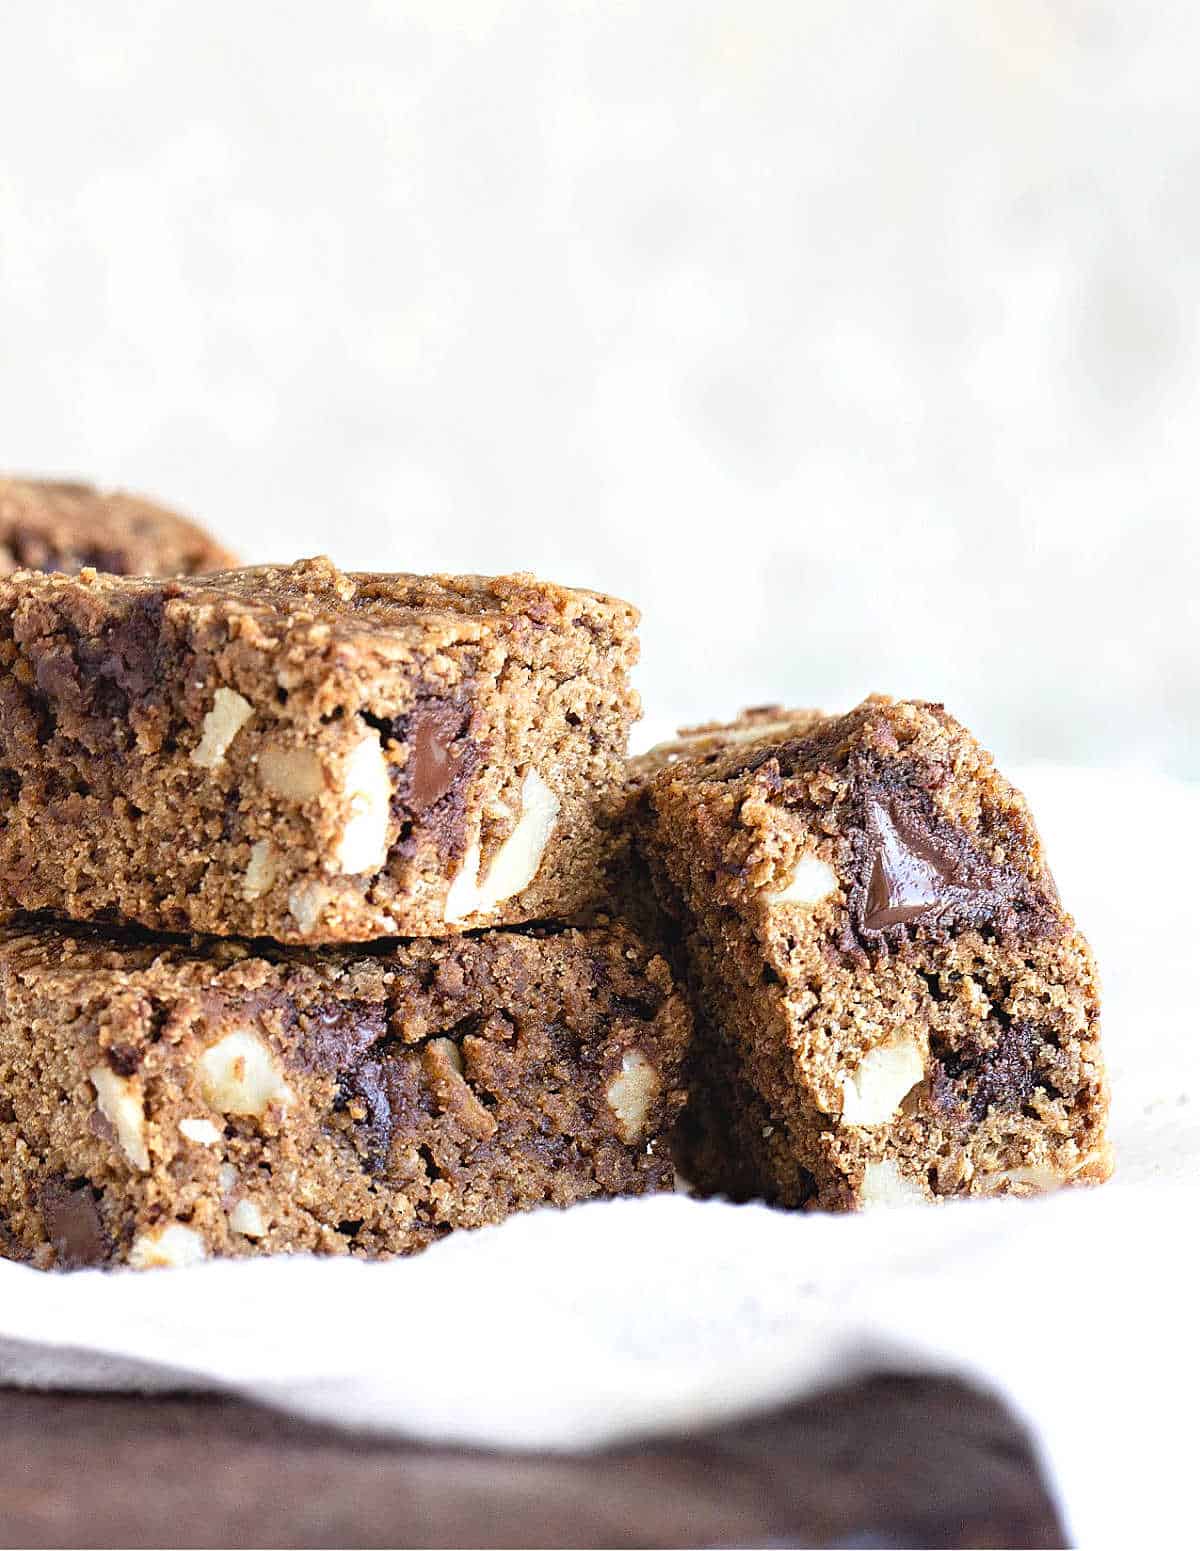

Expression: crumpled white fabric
xmin=1 ymin=766 xmax=1194 ymax=1549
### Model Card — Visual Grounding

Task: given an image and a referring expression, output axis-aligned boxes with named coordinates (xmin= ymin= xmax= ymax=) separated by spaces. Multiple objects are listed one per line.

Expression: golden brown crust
xmin=0 ymin=477 xmax=237 ymax=577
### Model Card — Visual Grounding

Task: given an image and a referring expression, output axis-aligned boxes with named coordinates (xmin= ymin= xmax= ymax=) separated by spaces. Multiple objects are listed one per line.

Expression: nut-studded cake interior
xmin=639 ymin=699 xmax=1111 ymax=1208
xmin=0 ymin=559 xmax=640 ymax=941
xmin=0 ymin=921 xmax=689 ymax=1267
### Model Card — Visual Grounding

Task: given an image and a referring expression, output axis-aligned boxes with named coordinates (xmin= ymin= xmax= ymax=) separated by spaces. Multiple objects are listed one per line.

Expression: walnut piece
xmin=228 ymin=1199 xmax=268 ymax=1238
xmin=242 ymin=839 xmax=278 ymax=901
xmin=129 ymin=1223 xmax=208 ymax=1269
xmin=839 ymin=1038 xmax=925 ymax=1126
xmin=977 ymin=1160 xmax=1088 ymax=1196
xmin=191 ymin=688 xmax=253 ymax=769
xmin=259 ymin=744 xmax=325 ymax=801
xmin=178 ymin=1117 xmax=222 ymax=1146
xmin=606 ymin=1050 xmax=660 ymax=1143
xmin=444 ymin=768 xmax=559 ymax=923
xmin=769 ymin=850 xmax=839 ymax=906
xmin=198 ymin=1029 xmax=293 ymax=1118
xmin=288 ymin=880 xmax=334 ymax=934
xmin=859 ymin=1157 xmax=927 ymax=1208
xmin=333 ymin=730 xmax=391 ymax=875
xmin=89 ymin=1065 xmax=150 ymax=1171
xmin=422 ymin=1037 xmax=497 ymax=1140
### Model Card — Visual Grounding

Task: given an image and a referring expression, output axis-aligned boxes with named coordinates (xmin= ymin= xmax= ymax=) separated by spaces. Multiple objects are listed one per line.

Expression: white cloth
xmin=1 ymin=766 xmax=1194 ymax=1548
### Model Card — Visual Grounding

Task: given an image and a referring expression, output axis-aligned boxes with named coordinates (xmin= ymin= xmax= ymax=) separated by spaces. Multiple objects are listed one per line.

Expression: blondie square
xmin=0 ymin=918 xmax=688 ymax=1267
xmin=0 ymin=477 xmax=236 ymax=577
xmin=0 ymin=558 xmax=639 ymax=942
xmin=632 ymin=699 xmax=1111 ymax=1209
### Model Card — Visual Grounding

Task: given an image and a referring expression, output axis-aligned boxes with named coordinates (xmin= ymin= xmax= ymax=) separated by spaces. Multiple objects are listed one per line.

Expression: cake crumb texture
xmin=0 ymin=918 xmax=689 ymax=1266
xmin=632 ymin=697 xmax=1111 ymax=1211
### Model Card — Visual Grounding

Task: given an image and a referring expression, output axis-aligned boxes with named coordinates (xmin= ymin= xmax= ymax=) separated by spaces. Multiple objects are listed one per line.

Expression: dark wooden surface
xmin=0 ymin=1375 xmax=1065 ymax=1549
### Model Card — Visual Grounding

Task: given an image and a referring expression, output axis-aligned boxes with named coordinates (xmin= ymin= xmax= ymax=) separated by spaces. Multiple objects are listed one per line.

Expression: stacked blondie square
xmin=0 ymin=481 xmax=689 ymax=1267
xmin=0 ymin=478 xmax=1110 ymax=1271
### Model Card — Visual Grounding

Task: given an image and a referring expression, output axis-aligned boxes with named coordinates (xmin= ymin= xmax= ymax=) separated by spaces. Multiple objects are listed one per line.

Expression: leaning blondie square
xmin=633 ymin=699 xmax=1111 ymax=1209
xmin=0 ymin=476 xmax=236 ymax=577
xmin=0 ymin=918 xmax=688 ymax=1267
xmin=0 ymin=558 xmax=639 ymax=942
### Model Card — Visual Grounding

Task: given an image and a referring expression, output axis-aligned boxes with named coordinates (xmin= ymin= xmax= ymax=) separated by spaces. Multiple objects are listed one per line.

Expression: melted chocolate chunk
xmin=408 ymin=703 xmax=461 ymax=811
xmin=341 ymin=1057 xmax=393 ymax=1172
xmin=38 ymin=1178 xmax=110 ymax=1268
xmin=848 ymin=783 xmax=1048 ymax=946
xmin=862 ymin=798 xmax=971 ymax=931
xmin=105 ymin=1043 xmax=142 ymax=1077
xmin=736 ymin=708 xmax=1061 ymax=950
xmin=294 ymin=1000 xmax=397 ymax=1171
xmin=931 ymin=1019 xmax=1038 ymax=1124
xmin=362 ymin=697 xmax=473 ymax=819
xmin=296 ymin=998 xmax=387 ymax=1072
xmin=24 ymin=592 xmax=170 ymax=738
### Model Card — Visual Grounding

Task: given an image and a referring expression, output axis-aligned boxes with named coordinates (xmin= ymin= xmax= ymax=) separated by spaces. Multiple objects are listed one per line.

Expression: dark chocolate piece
xmin=932 ymin=1019 xmax=1039 ymax=1124
xmin=37 ymin=1179 xmax=110 ymax=1268
xmin=408 ymin=703 xmax=462 ymax=811
xmin=862 ymin=796 xmax=968 ymax=930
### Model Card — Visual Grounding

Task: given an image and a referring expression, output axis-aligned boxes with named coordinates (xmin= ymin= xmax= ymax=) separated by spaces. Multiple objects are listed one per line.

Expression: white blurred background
xmin=1 ymin=1 xmax=1196 ymax=773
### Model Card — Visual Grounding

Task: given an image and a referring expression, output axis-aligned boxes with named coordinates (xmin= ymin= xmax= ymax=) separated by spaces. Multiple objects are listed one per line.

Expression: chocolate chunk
xmin=38 ymin=1179 xmax=110 ymax=1268
xmin=409 ymin=704 xmax=460 ymax=811
xmin=296 ymin=998 xmax=387 ymax=1073
xmin=106 ymin=1043 xmax=142 ymax=1077
xmin=294 ymin=998 xmax=396 ymax=1170
xmin=91 ymin=592 xmax=167 ymax=698
xmin=361 ymin=699 xmax=469 ymax=816
xmin=342 ymin=1057 xmax=393 ymax=1172
xmin=842 ymin=774 xmax=1064 ymax=952
xmin=862 ymin=797 xmax=971 ymax=931
xmin=33 ymin=644 xmax=82 ymax=708
xmin=931 ymin=1019 xmax=1038 ymax=1124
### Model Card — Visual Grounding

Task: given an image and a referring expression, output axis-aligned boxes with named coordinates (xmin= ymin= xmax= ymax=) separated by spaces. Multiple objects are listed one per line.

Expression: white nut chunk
xmin=89 ymin=1065 xmax=150 ymax=1172
xmin=129 ymin=1224 xmax=209 ymax=1269
xmin=838 ymin=1038 xmax=925 ymax=1126
xmin=444 ymin=768 xmax=560 ymax=923
xmin=333 ymin=730 xmax=391 ymax=875
xmin=769 ymin=850 xmax=839 ymax=906
xmin=259 ymin=744 xmax=326 ymax=801
xmin=242 ymin=839 xmax=278 ymax=901
xmin=859 ymin=1158 xmax=927 ymax=1209
xmin=228 ymin=1199 xmax=268 ymax=1238
xmin=606 ymin=1051 xmax=660 ymax=1143
xmin=198 ymin=1028 xmax=293 ymax=1118
xmin=191 ymin=688 xmax=254 ymax=769
xmin=288 ymin=880 xmax=334 ymax=935
xmin=979 ymin=1162 xmax=1075 ymax=1195
xmin=178 ymin=1117 xmax=222 ymax=1146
